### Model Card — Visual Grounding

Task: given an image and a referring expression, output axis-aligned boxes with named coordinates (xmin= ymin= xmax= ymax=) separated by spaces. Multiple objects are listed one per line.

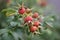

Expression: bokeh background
xmin=47 ymin=0 xmax=60 ymax=21
xmin=0 ymin=0 xmax=60 ymax=40
xmin=48 ymin=0 xmax=60 ymax=31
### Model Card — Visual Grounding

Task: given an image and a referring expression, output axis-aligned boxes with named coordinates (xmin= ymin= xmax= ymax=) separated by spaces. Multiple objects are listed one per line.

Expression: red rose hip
xmin=18 ymin=7 xmax=25 ymax=14
xmin=6 ymin=0 xmax=10 ymax=3
xmin=40 ymin=2 xmax=47 ymax=7
xmin=33 ymin=12 xmax=39 ymax=18
xmin=33 ymin=21 xmax=40 ymax=27
xmin=30 ymin=26 xmax=38 ymax=32
xmin=24 ymin=16 xmax=33 ymax=22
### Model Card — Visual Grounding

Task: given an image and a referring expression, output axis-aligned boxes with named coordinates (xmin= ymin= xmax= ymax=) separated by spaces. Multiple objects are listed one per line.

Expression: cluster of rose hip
xmin=18 ymin=1 xmax=47 ymax=34
xmin=18 ymin=6 xmax=43 ymax=34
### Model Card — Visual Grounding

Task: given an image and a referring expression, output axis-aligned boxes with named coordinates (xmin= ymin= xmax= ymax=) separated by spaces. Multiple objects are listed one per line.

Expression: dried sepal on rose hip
xmin=18 ymin=7 xmax=26 ymax=14
xmin=24 ymin=16 xmax=33 ymax=23
xmin=34 ymin=31 xmax=40 ymax=35
xmin=30 ymin=26 xmax=38 ymax=32
xmin=27 ymin=21 xmax=33 ymax=27
xmin=33 ymin=12 xmax=39 ymax=18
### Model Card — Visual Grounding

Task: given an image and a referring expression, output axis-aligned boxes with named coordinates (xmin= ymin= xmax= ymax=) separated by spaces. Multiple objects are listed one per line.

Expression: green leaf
xmin=0 ymin=29 xmax=8 ymax=35
xmin=10 ymin=32 xmax=19 ymax=40
xmin=1 ymin=33 xmax=14 ymax=40
xmin=10 ymin=31 xmax=24 ymax=40
xmin=1 ymin=8 xmax=16 ymax=13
